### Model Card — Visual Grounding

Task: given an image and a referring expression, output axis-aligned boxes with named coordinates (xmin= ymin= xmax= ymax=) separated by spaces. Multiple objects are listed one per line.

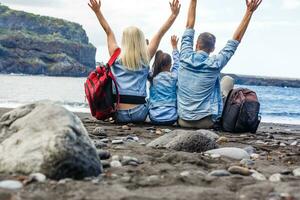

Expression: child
xmin=149 ymin=35 xmax=180 ymax=125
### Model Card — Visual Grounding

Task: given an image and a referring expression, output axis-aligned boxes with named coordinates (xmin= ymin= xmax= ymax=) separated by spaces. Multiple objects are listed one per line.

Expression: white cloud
xmin=282 ymin=0 xmax=300 ymax=9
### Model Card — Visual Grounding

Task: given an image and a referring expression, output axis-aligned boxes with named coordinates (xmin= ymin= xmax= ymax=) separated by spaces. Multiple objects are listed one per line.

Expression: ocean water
xmin=0 ymin=74 xmax=299 ymax=125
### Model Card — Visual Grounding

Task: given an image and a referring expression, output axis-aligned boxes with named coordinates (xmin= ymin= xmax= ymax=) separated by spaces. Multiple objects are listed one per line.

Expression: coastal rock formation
xmin=0 ymin=4 xmax=96 ymax=76
xmin=147 ymin=130 xmax=218 ymax=153
xmin=0 ymin=101 xmax=102 ymax=180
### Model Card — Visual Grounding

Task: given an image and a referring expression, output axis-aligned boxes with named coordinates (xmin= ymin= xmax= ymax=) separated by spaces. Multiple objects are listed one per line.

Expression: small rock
xmin=290 ymin=141 xmax=298 ymax=146
xmin=205 ymin=147 xmax=250 ymax=160
xmin=243 ymin=146 xmax=256 ymax=155
xmin=216 ymin=136 xmax=229 ymax=144
xmin=293 ymin=168 xmax=300 ymax=176
xmin=255 ymin=140 xmax=265 ymax=145
xmin=228 ymin=166 xmax=251 ymax=176
xmin=112 ymin=140 xmax=124 ymax=145
xmin=250 ymin=153 xmax=260 ymax=160
xmin=240 ymin=159 xmax=255 ymax=167
xmin=112 ymin=155 xmax=120 ymax=161
xmin=29 ymin=173 xmax=46 ymax=183
xmin=0 ymin=180 xmax=23 ymax=190
xmin=121 ymin=156 xmax=141 ymax=166
xmin=266 ymin=133 xmax=274 ymax=139
xmin=91 ymin=178 xmax=101 ymax=185
xmin=120 ymin=176 xmax=131 ymax=183
xmin=57 ymin=178 xmax=72 ymax=185
xmin=147 ymin=175 xmax=160 ymax=182
xmin=97 ymin=150 xmax=111 ymax=160
xmin=122 ymin=125 xmax=131 ymax=130
xmin=180 ymin=171 xmax=191 ymax=177
xmin=110 ymin=160 xmax=122 ymax=168
xmin=280 ymin=143 xmax=287 ymax=147
xmin=155 ymin=129 xmax=163 ymax=135
xmin=208 ymin=170 xmax=230 ymax=177
xmin=126 ymin=136 xmax=139 ymax=142
xmin=101 ymin=160 xmax=110 ymax=168
xmin=92 ymin=127 xmax=107 ymax=137
xmin=269 ymin=173 xmax=282 ymax=182
xmin=100 ymin=138 xmax=109 ymax=143
xmin=250 ymin=170 xmax=266 ymax=181
xmin=162 ymin=129 xmax=172 ymax=133
xmin=146 ymin=127 xmax=156 ymax=131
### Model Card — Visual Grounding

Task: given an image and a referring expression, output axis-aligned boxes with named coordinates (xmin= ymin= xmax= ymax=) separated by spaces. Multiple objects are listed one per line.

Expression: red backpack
xmin=84 ymin=48 xmax=121 ymax=120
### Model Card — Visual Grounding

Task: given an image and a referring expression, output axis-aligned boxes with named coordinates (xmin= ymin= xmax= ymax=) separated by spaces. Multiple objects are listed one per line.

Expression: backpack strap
xmin=107 ymin=48 xmax=121 ymax=67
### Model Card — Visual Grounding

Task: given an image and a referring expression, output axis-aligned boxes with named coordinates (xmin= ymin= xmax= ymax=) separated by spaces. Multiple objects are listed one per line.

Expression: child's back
xmin=149 ymin=36 xmax=180 ymax=125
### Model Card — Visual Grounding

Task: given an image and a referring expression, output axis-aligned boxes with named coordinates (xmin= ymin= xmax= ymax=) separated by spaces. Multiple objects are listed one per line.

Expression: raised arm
xmin=186 ymin=0 xmax=197 ymax=29
xmin=233 ymin=0 xmax=262 ymax=42
xmin=148 ymin=0 xmax=181 ymax=60
xmin=171 ymin=35 xmax=180 ymax=74
xmin=88 ymin=0 xmax=118 ymax=56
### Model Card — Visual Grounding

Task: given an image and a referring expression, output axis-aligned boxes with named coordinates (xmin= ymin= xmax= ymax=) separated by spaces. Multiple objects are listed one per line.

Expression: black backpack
xmin=221 ymin=88 xmax=261 ymax=133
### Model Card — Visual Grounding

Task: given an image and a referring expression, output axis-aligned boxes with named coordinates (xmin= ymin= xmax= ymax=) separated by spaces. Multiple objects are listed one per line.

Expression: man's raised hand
xmin=246 ymin=0 xmax=262 ymax=13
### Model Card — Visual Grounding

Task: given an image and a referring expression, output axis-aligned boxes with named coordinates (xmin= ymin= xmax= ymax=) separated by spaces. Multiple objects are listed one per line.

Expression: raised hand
xmin=88 ymin=0 xmax=101 ymax=14
xmin=171 ymin=35 xmax=179 ymax=50
xmin=246 ymin=0 xmax=262 ymax=13
xmin=169 ymin=0 xmax=181 ymax=17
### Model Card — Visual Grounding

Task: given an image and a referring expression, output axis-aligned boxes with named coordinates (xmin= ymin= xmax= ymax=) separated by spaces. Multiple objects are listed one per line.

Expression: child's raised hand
xmin=171 ymin=35 xmax=179 ymax=49
xmin=88 ymin=0 xmax=101 ymax=14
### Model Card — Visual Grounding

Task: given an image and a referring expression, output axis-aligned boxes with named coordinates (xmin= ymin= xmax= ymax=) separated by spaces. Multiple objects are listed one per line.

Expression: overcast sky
xmin=1 ymin=0 xmax=300 ymax=78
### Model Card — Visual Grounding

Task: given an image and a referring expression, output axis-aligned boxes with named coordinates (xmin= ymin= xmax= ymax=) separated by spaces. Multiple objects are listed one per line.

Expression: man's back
xmin=178 ymin=29 xmax=239 ymax=121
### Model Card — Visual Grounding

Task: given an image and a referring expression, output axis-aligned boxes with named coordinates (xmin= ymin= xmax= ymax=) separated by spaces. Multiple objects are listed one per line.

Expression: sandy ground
xmin=0 ymin=108 xmax=300 ymax=200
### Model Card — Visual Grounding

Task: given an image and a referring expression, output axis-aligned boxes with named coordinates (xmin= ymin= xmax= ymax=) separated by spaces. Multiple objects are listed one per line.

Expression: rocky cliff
xmin=0 ymin=4 xmax=96 ymax=77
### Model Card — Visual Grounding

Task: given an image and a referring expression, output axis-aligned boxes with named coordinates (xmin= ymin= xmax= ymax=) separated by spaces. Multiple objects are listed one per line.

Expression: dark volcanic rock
xmin=0 ymin=4 xmax=96 ymax=77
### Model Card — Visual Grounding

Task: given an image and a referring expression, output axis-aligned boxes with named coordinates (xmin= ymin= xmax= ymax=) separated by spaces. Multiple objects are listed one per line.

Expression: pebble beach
xmin=0 ymin=108 xmax=300 ymax=200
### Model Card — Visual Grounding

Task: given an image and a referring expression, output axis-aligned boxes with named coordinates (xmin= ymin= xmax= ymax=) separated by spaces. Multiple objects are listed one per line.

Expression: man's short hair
xmin=197 ymin=32 xmax=216 ymax=53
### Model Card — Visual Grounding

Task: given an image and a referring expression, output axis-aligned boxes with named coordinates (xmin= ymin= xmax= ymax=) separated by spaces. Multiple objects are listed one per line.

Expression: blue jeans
xmin=116 ymin=103 xmax=149 ymax=123
xmin=150 ymin=117 xmax=177 ymax=126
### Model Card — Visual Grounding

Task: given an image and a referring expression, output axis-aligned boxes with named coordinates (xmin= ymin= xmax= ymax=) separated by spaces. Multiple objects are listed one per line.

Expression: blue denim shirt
xmin=111 ymin=59 xmax=149 ymax=97
xmin=178 ymin=29 xmax=239 ymax=121
xmin=149 ymin=50 xmax=180 ymax=122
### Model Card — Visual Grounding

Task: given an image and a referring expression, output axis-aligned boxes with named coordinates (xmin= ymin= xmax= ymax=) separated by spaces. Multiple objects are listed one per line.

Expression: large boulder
xmin=147 ymin=130 xmax=218 ymax=153
xmin=0 ymin=102 xmax=102 ymax=180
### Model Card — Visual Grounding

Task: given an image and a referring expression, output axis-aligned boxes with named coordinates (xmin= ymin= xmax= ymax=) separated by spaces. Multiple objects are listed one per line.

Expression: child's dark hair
xmin=149 ymin=50 xmax=172 ymax=82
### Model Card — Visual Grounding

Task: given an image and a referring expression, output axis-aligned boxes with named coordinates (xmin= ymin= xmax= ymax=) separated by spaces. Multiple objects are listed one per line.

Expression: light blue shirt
xmin=149 ymin=50 xmax=180 ymax=122
xmin=111 ymin=59 xmax=149 ymax=97
xmin=178 ymin=29 xmax=239 ymax=121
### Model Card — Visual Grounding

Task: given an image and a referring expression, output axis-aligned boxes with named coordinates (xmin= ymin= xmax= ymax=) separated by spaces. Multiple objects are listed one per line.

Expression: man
xmin=177 ymin=0 xmax=262 ymax=129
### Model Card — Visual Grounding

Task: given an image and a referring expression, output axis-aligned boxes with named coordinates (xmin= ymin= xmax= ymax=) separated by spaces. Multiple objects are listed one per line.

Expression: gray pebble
xmin=110 ymin=160 xmax=122 ymax=168
xmin=112 ymin=140 xmax=124 ymax=145
xmin=291 ymin=141 xmax=298 ymax=146
xmin=93 ymin=140 xmax=107 ymax=148
xmin=208 ymin=170 xmax=231 ymax=177
xmin=205 ymin=147 xmax=250 ymax=160
xmin=269 ymin=173 xmax=282 ymax=182
xmin=92 ymin=127 xmax=107 ymax=137
xmin=293 ymin=168 xmax=300 ymax=176
xmin=243 ymin=146 xmax=256 ymax=155
xmin=100 ymin=138 xmax=109 ymax=143
xmin=97 ymin=150 xmax=111 ymax=160
xmin=29 ymin=173 xmax=46 ymax=183
xmin=240 ymin=159 xmax=255 ymax=167
xmin=0 ymin=180 xmax=23 ymax=190
xmin=121 ymin=156 xmax=142 ymax=166
xmin=250 ymin=170 xmax=266 ymax=181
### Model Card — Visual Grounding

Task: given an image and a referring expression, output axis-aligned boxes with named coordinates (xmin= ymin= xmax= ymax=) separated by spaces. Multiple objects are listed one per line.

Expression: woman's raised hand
xmin=88 ymin=0 xmax=101 ymax=14
xmin=169 ymin=0 xmax=181 ymax=17
xmin=246 ymin=0 xmax=262 ymax=13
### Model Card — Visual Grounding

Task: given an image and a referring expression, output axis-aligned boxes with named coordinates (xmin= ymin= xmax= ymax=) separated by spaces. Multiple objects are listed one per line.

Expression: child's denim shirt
xmin=149 ymin=50 xmax=180 ymax=121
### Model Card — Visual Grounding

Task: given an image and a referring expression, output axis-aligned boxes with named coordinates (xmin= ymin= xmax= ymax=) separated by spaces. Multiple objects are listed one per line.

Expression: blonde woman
xmin=89 ymin=0 xmax=181 ymax=123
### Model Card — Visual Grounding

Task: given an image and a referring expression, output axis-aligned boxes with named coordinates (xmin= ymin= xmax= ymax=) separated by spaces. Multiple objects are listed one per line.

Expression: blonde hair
xmin=121 ymin=26 xmax=150 ymax=71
